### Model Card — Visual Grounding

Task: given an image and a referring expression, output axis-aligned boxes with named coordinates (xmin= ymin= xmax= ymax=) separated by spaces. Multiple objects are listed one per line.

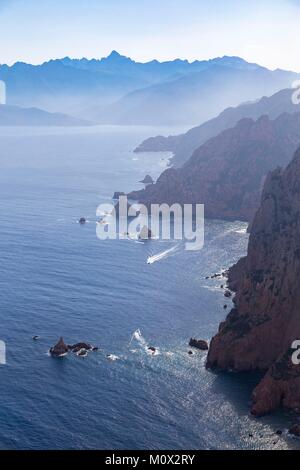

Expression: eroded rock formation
xmin=207 ymin=147 xmax=300 ymax=415
xmin=50 ymin=337 xmax=69 ymax=357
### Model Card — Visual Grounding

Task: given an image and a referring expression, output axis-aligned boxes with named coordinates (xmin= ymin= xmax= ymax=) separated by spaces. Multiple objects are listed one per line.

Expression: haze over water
xmin=0 ymin=125 xmax=298 ymax=450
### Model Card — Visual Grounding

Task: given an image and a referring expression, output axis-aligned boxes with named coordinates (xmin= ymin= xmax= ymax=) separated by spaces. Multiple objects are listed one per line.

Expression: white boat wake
xmin=147 ymin=245 xmax=179 ymax=265
xmin=130 ymin=329 xmax=160 ymax=356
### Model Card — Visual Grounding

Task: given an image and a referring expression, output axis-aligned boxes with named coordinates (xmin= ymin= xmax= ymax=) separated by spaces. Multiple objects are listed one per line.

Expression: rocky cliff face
xmin=129 ymin=113 xmax=300 ymax=222
xmin=207 ymin=147 xmax=300 ymax=415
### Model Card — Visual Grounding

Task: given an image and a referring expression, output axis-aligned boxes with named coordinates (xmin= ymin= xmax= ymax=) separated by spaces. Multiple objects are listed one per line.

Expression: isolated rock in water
xmin=289 ymin=425 xmax=300 ymax=437
xmin=68 ymin=342 xmax=92 ymax=353
xmin=50 ymin=337 xmax=69 ymax=357
xmin=139 ymin=225 xmax=153 ymax=240
xmin=32 ymin=335 xmax=40 ymax=341
xmin=140 ymin=175 xmax=154 ymax=185
xmin=189 ymin=338 xmax=209 ymax=351
xmin=79 ymin=217 xmax=86 ymax=225
xmin=206 ymin=147 xmax=300 ymax=416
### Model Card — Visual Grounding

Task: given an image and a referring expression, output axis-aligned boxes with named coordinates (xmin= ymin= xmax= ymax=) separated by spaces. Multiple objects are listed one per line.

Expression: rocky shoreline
xmin=207 ymin=147 xmax=300 ymax=416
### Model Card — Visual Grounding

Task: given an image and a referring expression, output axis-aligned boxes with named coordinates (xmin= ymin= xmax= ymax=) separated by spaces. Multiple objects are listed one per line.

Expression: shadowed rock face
xmin=50 ymin=337 xmax=69 ymax=357
xmin=128 ymin=113 xmax=300 ymax=222
xmin=206 ymin=147 xmax=300 ymax=416
xmin=189 ymin=339 xmax=209 ymax=351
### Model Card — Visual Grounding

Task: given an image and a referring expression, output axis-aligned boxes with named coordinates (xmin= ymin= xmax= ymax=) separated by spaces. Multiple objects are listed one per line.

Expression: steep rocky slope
xmin=135 ymin=88 xmax=300 ymax=166
xmin=128 ymin=112 xmax=300 ymax=222
xmin=207 ymin=147 xmax=300 ymax=415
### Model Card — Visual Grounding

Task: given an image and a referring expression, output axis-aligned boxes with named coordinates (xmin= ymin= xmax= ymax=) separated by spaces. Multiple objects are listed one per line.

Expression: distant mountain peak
xmin=108 ymin=50 xmax=122 ymax=57
xmin=104 ymin=50 xmax=132 ymax=62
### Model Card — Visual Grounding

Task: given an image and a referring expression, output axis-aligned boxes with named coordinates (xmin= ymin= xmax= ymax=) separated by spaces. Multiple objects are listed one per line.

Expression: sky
xmin=1 ymin=0 xmax=300 ymax=71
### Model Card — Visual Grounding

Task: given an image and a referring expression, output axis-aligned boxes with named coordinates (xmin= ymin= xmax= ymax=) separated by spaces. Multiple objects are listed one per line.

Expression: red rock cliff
xmin=207 ymin=147 xmax=300 ymax=415
xmin=129 ymin=113 xmax=300 ymax=222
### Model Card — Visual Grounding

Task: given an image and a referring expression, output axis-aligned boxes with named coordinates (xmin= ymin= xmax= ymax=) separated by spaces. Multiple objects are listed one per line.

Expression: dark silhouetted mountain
xmin=0 ymin=104 xmax=91 ymax=126
xmin=135 ymin=88 xmax=300 ymax=166
xmin=128 ymin=112 xmax=300 ymax=221
xmin=207 ymin=146 xmax=300 ymax=416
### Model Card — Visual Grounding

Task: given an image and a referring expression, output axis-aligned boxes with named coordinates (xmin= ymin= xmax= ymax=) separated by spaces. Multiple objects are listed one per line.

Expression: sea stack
xmin=207 ymin=147 xmax=300 ymax=416
xmin=50 ymin=337 xmax=69 ymax=357
xmin=189 ymin=338 xmax=209 ymax=351
xmin=140 ymin=175 xmax=154 ymax=188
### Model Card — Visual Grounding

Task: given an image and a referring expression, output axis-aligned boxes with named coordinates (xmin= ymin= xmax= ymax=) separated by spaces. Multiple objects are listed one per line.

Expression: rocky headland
xmin=129 ymin=112 xmax=300 ymax=222
xmin=206 ymin=147 xmax=300 ymax=416
xmin=134 ymin=88 xmax=300 ymax=167
xmin=134 ymin=134 xmax=182 ymax=154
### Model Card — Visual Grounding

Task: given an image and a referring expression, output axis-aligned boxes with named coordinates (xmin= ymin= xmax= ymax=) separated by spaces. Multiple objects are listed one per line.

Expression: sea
xmin=0 ymin=124 xmax=299 ymax=450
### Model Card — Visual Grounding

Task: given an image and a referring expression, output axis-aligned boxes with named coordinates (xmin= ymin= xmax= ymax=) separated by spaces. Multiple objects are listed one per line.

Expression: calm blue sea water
xmin=0 ymin=125 xmax=299 ymax=450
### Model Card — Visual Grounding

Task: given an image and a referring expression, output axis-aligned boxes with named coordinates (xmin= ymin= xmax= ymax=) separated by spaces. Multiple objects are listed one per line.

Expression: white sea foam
xmin=106 ymin=354 xmax=119 ymax=361
xmin=130 ymin=329 xmax=160 ymax=356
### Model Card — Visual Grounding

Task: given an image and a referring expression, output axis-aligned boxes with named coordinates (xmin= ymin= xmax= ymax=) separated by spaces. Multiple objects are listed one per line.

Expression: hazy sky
xmin=1 ymin=0 xmax=300 ymax=70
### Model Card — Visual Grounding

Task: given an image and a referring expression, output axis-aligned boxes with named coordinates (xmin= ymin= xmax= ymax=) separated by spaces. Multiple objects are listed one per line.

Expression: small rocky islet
xmin=50 ymin=337 xmax=98 ymax=358
xmin=189 ymin=338 xmax=209 ymax=351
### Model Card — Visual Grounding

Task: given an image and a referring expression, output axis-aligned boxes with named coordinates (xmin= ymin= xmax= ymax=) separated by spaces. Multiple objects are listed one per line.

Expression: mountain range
xmin=92 ymin=61 xmax=299 ymax=126
xmin=0 ymin=52 xmax=299 ymax=125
